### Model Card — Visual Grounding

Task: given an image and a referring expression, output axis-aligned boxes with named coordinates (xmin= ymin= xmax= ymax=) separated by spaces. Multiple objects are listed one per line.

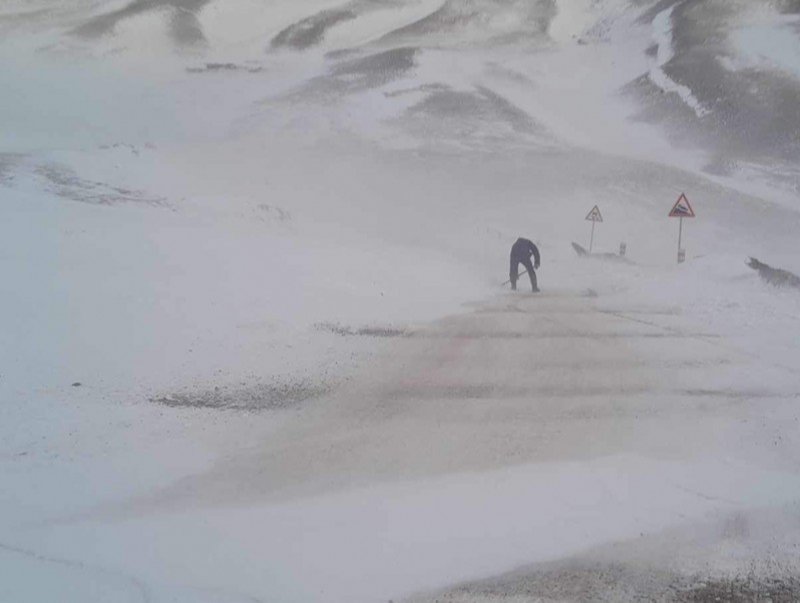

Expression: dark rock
xmin=747 ymin=257 xmax=800 ymax=289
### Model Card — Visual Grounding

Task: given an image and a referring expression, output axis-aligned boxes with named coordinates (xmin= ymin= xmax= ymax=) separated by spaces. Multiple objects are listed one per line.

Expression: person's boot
xmin=531 ymin=287 xmax=540 ymax=293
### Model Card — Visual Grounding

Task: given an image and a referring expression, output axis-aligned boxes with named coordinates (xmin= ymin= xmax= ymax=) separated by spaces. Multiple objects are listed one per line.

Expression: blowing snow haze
xmin=2 ymin=1 xmax=800 ymax=602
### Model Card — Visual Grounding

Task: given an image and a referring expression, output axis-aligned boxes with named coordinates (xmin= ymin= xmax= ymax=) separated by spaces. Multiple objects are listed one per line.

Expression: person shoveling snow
xmin=508 ymin=237 xmax=540 ymax=292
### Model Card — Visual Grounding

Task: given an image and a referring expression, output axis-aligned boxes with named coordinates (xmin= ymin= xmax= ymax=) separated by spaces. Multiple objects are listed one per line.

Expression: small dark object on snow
xmin=71 ymin=382 xmax=82 ymax=387
xmin=572 ymin=241 xmax=589 ymax=256
xmin=315 ymin=322 xmax=410 ymax=338
xmin=508 ymin=237 xmax=540 ymax=292
xmin=747 ymin=257 xmax=800 ymax=289
xmin=186 ymin=62 xmax=264 ymax=74
xmin=572 ymin=241 xmax=632 ymax=263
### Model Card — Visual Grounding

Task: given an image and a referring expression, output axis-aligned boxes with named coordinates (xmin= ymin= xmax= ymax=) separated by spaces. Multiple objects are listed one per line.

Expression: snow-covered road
xmin=2 ymin=0 xmax=800 ymax=600
xmin=133 ymin=286 xmax=799 ymax=505
xmin=5 ymin=282 xmax=799 ymax=602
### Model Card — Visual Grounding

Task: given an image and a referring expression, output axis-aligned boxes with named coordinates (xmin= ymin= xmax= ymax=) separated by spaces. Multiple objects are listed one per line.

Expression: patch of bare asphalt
xmin=151 ymin=378 xmax=331 ymax=411
xmin=315 ymin=322 xmax=411 ymax=338
xmin=35 ymin=163 xmax=166 ymax=207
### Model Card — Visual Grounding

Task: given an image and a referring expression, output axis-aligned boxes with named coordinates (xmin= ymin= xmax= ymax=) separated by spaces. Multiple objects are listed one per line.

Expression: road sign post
xmin=585 ymin=205 xmax=603 ymax=253
xmin=668 ymin=193 xmax=695 ymax=264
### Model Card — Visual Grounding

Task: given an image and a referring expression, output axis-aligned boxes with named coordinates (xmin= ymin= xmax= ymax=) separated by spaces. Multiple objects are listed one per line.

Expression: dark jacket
xmin=511 ymin=238 xmax=540 ymax=267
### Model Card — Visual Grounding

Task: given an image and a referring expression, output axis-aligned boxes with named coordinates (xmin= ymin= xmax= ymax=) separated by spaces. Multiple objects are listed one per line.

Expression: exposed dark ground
xmin=407 ymin=504 xmax=800 ymax=603
xmin=407 ymin=565 xmax=800 ymax=602
xmin=152 ymin=378 xmax=332 ymax=411
xmin=315 ymin=322 xmax=412 ymax=338
xmin=34 ymin=163 xmax=166 ymax=206
xmin=747 ymin=257 xmax=800 ymax=289
xmin=271 ymin=9 xmax=357 ymax=50
xmin=377 ymin=0 xmax=555 ymax=45
xmin=627 ymin=0 xmax=800 ymax=194
xmin=186 ymin=62 xmax=264 ymax=74
xmin=0 ymin=153 xmax=20 ymax=185
xmin=280 ymin=46 xmax=419 ymax=103
xmin=71 ymin=0 xmax=212 ymax=46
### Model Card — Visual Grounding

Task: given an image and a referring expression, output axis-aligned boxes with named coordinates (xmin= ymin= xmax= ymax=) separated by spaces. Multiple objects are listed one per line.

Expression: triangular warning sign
xmin=585 ymin=205 xmax=603 ymax=222
xmin=669 ymin=193 xmax=695 ymax=218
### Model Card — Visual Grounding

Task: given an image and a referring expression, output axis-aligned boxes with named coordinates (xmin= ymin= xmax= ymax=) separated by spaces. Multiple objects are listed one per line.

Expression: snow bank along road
xmin=4 ymin=282 xmax=800 ymax=602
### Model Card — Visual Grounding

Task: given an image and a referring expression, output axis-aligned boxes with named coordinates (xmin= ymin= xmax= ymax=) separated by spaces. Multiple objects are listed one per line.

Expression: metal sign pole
xmin=585 ymin=205 xmax=602 ymax=254
xmin=669 ymin=194 xmax=694 ymax=264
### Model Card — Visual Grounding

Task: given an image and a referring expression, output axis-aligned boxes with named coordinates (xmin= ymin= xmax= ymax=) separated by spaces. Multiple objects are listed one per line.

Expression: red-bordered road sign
xmin=585 ymin=205 xmax=603 ymax=222
xmin=669 ymin=193 xmax=696 ymax=218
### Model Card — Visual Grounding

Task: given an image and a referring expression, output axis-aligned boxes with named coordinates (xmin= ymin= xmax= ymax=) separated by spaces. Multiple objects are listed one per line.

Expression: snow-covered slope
xmin=4 ymin=0 xmax=797 ymax=189
xmin=1 ymin=1 xmax=800 ymax=602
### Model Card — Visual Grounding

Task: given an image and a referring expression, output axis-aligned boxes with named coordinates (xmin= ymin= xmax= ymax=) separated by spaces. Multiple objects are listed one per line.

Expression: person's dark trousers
xmin=510 ymin=254 xmax=538 ymax=291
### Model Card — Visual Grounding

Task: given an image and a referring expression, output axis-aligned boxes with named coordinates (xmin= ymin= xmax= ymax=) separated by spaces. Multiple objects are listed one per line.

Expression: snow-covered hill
xmin=1 ymin=2 xmax=800 ymax=602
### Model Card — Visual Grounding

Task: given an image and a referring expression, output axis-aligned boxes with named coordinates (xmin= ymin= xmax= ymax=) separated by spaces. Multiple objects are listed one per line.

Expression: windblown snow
xmin=1 ymin=1 xmax=800 ymax=602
